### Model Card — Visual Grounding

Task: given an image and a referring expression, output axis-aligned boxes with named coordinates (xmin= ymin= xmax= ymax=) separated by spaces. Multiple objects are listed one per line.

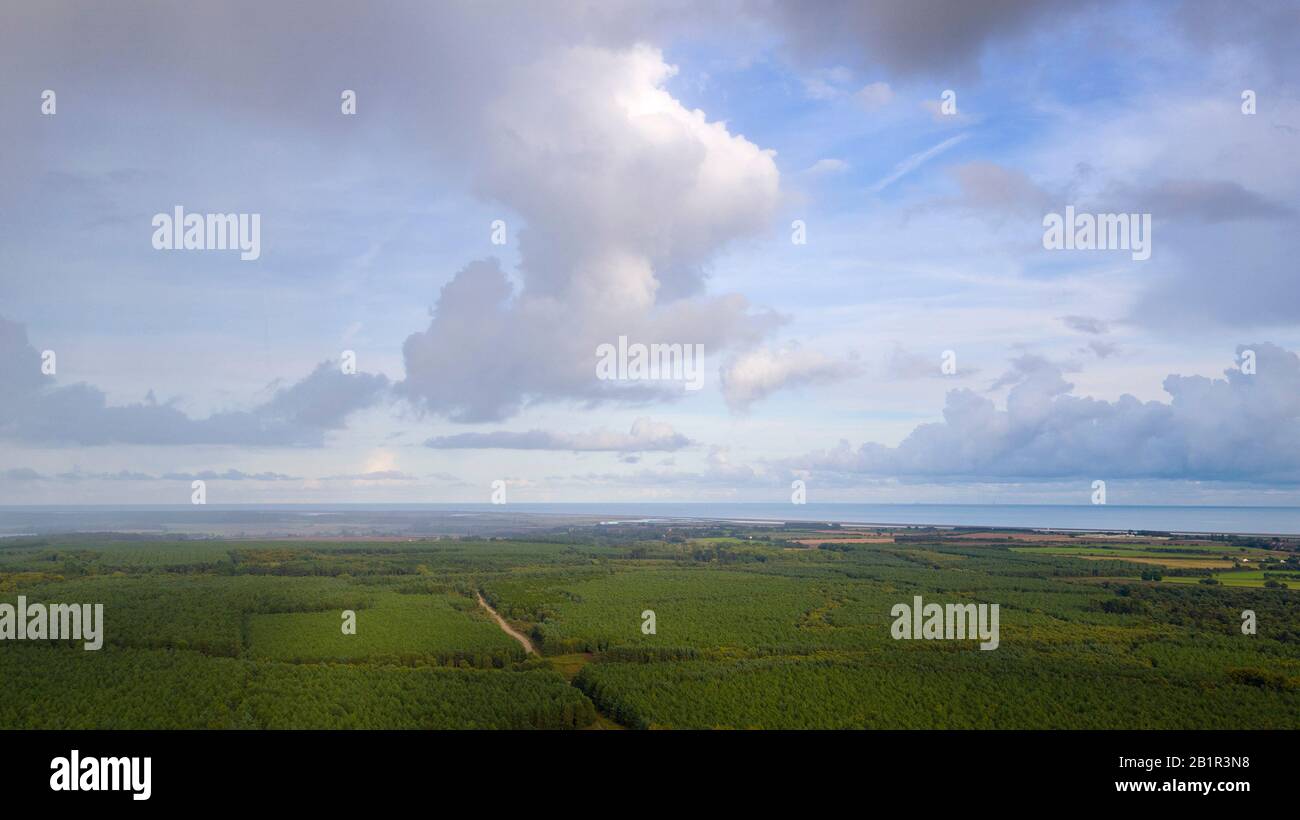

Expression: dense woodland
xmin=1 ymin=526 xmax=1297 ymax=729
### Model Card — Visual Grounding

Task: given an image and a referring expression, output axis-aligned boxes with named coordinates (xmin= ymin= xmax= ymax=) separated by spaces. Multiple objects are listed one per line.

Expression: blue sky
xmin=2 ymin=0 xmax=1299 ymax=505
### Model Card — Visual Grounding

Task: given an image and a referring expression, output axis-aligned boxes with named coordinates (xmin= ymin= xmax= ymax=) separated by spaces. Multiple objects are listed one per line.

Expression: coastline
xmin=3 ymin=502 xmax=1300 ymax=538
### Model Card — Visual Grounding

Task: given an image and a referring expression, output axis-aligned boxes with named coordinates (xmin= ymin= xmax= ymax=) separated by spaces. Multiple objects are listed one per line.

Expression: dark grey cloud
xmin=0 ymin=317 xmax=388 ymax=446
xmin=1084 ymin=340 xmax=1120 ymax=359
xmin=1 ymin=468 xmax=300 ymax=482
xmin=1128 ymin=214 xmax=1300 ymax=328
xmin=794 ymin=343 xmax=1300 ymax=482
xmin=2 ymin=468 xmax=44 ymax=482
xmin=986 ymin=353 xmax=1077 ymax=392
xmin=758 ymin=0 xmax=1300 ymax=85
xmin=946 ymin=166 xmax=1298 ymax=330
xmin=883 ymin=343 xmax=978 ymax=381
xmin=1174 ymin=0 xmax=1300 ymax=82
xmin=948 ymin=161 xmax=1055 ymax=218
xmin=1062 ymin=315 xmax=1109 ymax=335
xmin=937 ymin=129 xmax=1297 ymax=337
xmin=425 ymin=418 xmax=692 ymax=452
xmin=256 ymin=362 xmax=391 ymax=433
xmin=1123 ymin=179 xmax=1294 ymax=224
xmin=757 ymin=0 xmax=1073 ymax=77
xmin=158 ymin=470 xmax=300 ymax=482
xmin=57 ymin=470 xmax=156 ymax=482
xmin=1073 ymin=173 xmax=1300 ymax=329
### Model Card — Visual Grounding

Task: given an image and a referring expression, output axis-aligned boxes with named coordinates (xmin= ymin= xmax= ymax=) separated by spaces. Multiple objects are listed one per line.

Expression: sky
xmin=2 ymin=0 xmax=1299 ymax=506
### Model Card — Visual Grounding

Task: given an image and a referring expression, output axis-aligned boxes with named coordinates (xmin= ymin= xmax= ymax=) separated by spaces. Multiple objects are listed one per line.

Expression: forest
xmin=1 ymin=524 xmax=1297 ymax=729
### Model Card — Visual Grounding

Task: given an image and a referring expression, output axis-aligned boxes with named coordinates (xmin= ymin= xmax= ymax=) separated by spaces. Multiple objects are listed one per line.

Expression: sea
xmin=1 ymin=503 xmax=1299 ymax=536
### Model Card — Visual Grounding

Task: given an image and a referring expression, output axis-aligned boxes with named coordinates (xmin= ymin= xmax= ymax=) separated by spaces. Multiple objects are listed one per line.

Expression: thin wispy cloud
xmin=869 ymin=133 xmax=969 ymax=193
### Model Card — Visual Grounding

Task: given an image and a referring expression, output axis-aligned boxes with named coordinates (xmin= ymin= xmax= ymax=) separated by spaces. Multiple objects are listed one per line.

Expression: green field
xmin=1163 ymin=571 xmax=1296 ymax=589
xmin=1010 ymin=544 xmax=1276 ymax=560
xmin=1 ymin=527 xmax=1298 ymax=729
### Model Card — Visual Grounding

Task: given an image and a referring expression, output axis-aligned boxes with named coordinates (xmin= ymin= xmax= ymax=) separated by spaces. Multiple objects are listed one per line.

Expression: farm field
xmin=1 ymin=523 xmax=1298 ymax=729
xmin=1009 ymin=537 xmax=1286 ymax=574
xmin=1163 ymin=571 xmax=1299 ymax=589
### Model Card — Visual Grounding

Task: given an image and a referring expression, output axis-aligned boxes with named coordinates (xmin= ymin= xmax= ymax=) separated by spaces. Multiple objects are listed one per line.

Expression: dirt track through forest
xmin=476 ymin=591 xmax=538 ymax=655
